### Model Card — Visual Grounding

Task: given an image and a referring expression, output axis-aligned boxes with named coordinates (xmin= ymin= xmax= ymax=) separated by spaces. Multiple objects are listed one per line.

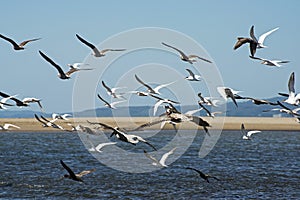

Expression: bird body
xmin=60 ymin=160 xmax=95 ymax=182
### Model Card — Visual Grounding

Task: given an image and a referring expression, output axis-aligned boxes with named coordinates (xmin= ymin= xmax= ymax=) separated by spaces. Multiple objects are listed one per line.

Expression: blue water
xmin=0 ymin=130 xmax=299 ymax=199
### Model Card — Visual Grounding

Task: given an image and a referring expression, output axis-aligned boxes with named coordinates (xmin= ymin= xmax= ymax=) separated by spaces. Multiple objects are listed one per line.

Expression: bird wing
xmin=76 ymin=34 xmax=101 ymax=56
xmin=95 ymin=142 xmax=117 ymax=152
xmin=97 ymin=94 xmax=110 ymax=106
xmin=278 ymin=92 xmax=289 ymax=97
xmin=19 ymin=38 xmax=41 ymax=47
xmin=100 ymin=49 xmax=126 ymax=54
xmin=233 ymin=37 xmax=252 ymax=50
xmin=110 ymin=100 xmax=126 ymax=108
xmin=188 ymin=55 xmax=212 ymax=63
xmin=198 ymin=102 xmax=212 ymax=117
xmin=135 ymin=74 xmax=155 ymax=93
xmin=39 ymin=51 xmax=67 ymax=78
xmin=186 ymin=69 xmax=195 ymax=77
xmin=101 ymin=81 xmax=112 ymax=93
xmin=258 ymin=27 xmax=279 ymax=45
xmin=184 ymin=108 xmax=202 ymax=116
xmin=65 ymin=67 xmax=79 ymax=76
xmin=3 ymin=123 xmax=20 ymax=129
xmin=240 ymin=123 xmax=246 ymax=135
xmin=249 ymin=55 xmax=264 ymax=61
xmin=225 ymin=88 xmax=238 ymax=107
xmin=77 ymin=169 xmax=96 ymax=177
xmin=249 ymin=25 xmax=258 ymax=43
xmin=159 ymin=147 xmax=176 ymax=166
xmin=153 ymin=81 xmax=176 ymax=93
xmin=288 ymin=72 xmax=295 ymax=94
xmin=247 ymin=130 xmax=261 ymax=137
xmin=186 ymin=167 xmax=206 ymax=179
xmin=249 ymin=41 xmax=257 ymax=57
xmin=277 ymin=101 xmax=292 ymax=112
xmin=34 ymin=114 xmax=47 ymax=126
xmin=60 ymin=160 xmax=77 ymax=179
xmin=0 ymin=34 xmax=19 ymax=48
xmin=86 ymin=120 xmax=116 ymax=132
xmin=161 ymin=42 xmax=188 ymax=59
xmin=143 ymin=150 xmax=159 ymax=165
xmin=132 ymin=118 xmax=168 ymax=131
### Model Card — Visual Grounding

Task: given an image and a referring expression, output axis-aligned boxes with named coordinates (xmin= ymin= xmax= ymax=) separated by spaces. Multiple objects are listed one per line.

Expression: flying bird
xmin=240 ymin=123 xmax=261 ymax=140
xmin=234 ymin=95 xmax=279 ymax=106
xmin=135 ymin=74 xmax=175 ymax=95
xmin=76 ymin=34 xmax=125 ymax=57
xmin=249 ymin=56 xmax=290 ymax=67
xmin=60 ymin=160 xmax=95 ymax=182
xmin=87 ymin=138 xmax=117 ymax=153
xmin=162 ymin=42 xmax=212 ymax=64
xmin=149 ymin=94 xmax=180 ymax=116
xmin=34 ymin=114 xmax=64 ymax=130
xmin=278 ymin=72 xmax=300 ymax=105
xmin=197 ymin=93 xmax=220 ymax=107
xmin=0 ymin=123 xmax=20 ymax=131
xmin=185 ymin=69 xmax=201 ymax=81
xmin=143 ymin=147 xmax=177 ymax=167
xmin=97 ymin=94 xmax=125 ymax=109
xmin=0 ymin=92 xmax=43 ymax=110
xmin=52 ymin=113 xmax=72 ymax=121
xmin=0 ymin=96 xmax=14 ymax=109
xmin=234 ymin=26 xmax=278 ymax=56
xmin=186 ymin=167 xmax=220 ymax=183
xmin=217 ymin=87 xmax=240 ymax=107
xmin=101 ymin=81 xmax=126 ymax=99
xmin=0 ymin=34 xmax=40 ymax=50
xmin=89 ymin=121 xmax=157 ymax=151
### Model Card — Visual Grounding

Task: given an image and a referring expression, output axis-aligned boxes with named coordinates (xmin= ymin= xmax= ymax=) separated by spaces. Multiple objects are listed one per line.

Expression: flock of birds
xmin=0 ymin=25 xmax=298 ymax=183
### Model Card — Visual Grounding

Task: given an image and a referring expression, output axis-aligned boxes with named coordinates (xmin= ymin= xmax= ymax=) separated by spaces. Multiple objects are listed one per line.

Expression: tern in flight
xmin=0 ymin=92 xmax=43 ymax=110
xmin=278 ymin=72 xmax=300 ymax=105
xmin=97 ymin=94 xmax=125 ymax=109
xmin=185 ymin=69 xmax=201 ymax=81
xmin=101 ymin=81 xmax=126 ymax=99
xmin=0 ymin=123 xmax=20 ymax=131
xmin=86 ymin=136 xmax=117 ymax=153
xmin=162 ymin=42 xmax=212 ymax=64
xmin=144 ymin=147 xmax=177 ymax=167
xmin=197 ymin=93 xmax=220 ymax=107
xmin=135 ymin=74 xmax=175 ymax=95
xmin=88 ymin=121 xmax=157 ymax=151
xmin=39 ymin=51 xmax=92 ymax=80
xmin=52 ymin=113 xmax=72 ymax=121
xmin=76 ymin=34 xmax=125 ymax=57
xmin=234 ymin=26 xmax=279 ymax=56
xmin=34 ymin=114 xmax=64 ymax=130
xmin=249 ymin=56 xmax=289 ymax=67
xmin=217 ymin=87 xmax=240 ymax=107
xmin=60 ymin=160 xmax=95 ymax=182
xmin=186 ymin=167 xmax=220 ymax=183
xmin=0 ymin=34 xmax=40 ymax=50
xmin=240 ymin=123 xmax=261 ymax=140
xmin=149 ymin=94 xmax=180 ymax=116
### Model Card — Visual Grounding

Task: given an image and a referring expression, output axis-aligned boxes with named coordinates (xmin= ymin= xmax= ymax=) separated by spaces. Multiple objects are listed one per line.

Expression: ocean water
xmin=0 ymin=130 xmax=299 ymax=199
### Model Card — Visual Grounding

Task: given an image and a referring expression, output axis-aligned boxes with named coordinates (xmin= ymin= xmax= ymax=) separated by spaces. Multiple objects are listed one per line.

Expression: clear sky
xmin=0 ymin=0 xmax=299 ymax=113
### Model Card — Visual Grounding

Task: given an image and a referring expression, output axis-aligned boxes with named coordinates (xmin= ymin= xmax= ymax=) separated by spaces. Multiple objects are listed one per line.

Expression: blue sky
xmin=0 ymin=1 xmax=299 ymax=113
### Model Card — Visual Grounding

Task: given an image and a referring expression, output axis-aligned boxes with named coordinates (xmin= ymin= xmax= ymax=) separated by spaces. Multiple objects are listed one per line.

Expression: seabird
xmin=275 ymin=101 xmax=300 ymax=117
xmin=34 ymin=114 xmax=64 ymax=130
xmin=52 ymin=113 xmax=72 ymax=120
xmin=149 ymin=94 xmax=180 ymax=116
xmin=186 ymin=167 xmax=220 ymax=183
xmin=135 ymin=74 xmax=175 ymax=95
xmin=0 ymin=34 xmax=40 ymax=50
xmin=0 ymin=92 xmax=43 ymax=109
xmin=241 ymin=123 xmax=261 ymax=140
xmin=217 ymin=87 xmax=239 ymax=107
xmin=0 ymin=123 xmax=20 ymax=131
xmin=278 ymin=72 xmax=300 ymax=105
xmin=143 ymin=147 xmax=176 ymax=167
xmin=97 ymin=94 xmax=125 ymax=109
xmin=198 ymin=102 xmax=213 ymax=118
xmin=39 ymin=51 xmax=91 ymax=80
xmin=0 ymin=96 xmax=14 ymax=109
xmin=87 ymin=138 xmax=117 ymax=153
xmin=249 ymin=56 xmax=290 ymax=67
xmin=197 ymin=93 xmax=220 ymax=107
xmin=89 ymin=121 xmax=157 ymax=151
xmin=235 ymin=95 xmax=279 ymax=106
xmin=60 ymin=160 xmax=95 ymax=182
xmin=185 ymin=69 xmax=201 ymax=81
xmin=101 ymin=81 xmax=126 ymax=99
xmin=76 ymin=34 xmax=125 ymax=57
xmin=162 ymin=42 xmax=212 ymax=64
xmin=251 ymin=26 xmax=279 ymax=49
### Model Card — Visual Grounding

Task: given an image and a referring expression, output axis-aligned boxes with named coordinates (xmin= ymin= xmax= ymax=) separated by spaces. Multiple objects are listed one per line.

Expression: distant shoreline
xmin=0 ymin=117 xmax=299 ymax=132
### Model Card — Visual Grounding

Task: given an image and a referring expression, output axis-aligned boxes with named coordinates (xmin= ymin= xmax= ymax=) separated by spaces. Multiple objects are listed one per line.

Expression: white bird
xmin=249 ymin=56 xmax=289 ymax=67
xmin=241 ymin=123 xmax=261 ymax=140
xmin=97 ymin=94 xmax=126 ymax=109
xmin=101 ymin=81 xmax=126 ymax=99
xmin=76 ymin=34 xmax=125 ymax=57
xmin=185 ymin=69 xmax=201 ymax=81
xmin=52 ymin=113 xmax=72 ymax=120
xmin=0 ymin=123 xmax=20 ymax=131
xmin=144 ymin=147 xmax=177 ymax=167
xmin=22 ymin=97 xmax=43 ymax=111
xmin=135 ymin=74 xmax=175 ymax=95
xmin=162 ymin=42 xmax=212 ymax=64
xmin=217 ymin=87 xmax=241 ymax=107
xmin=279 ymin=72 xmax=300 ymax=105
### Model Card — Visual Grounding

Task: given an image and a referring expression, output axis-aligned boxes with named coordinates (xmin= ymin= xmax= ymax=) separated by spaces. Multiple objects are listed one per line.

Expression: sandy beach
xmin=0 ymin=117 xmax=299 ymax=132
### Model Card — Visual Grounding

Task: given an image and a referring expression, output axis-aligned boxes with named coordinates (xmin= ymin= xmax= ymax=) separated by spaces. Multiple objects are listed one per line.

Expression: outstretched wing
xmin=39 ymin=51 xmax=67 ymax=78
xmin=135 ymin=74 xmax=155 ymax=93
xmin=0 ymin=34 xmax=19 ymax=48
xmin=60 ymin=160 xmax=77 ymax=179
xmin=97 ymin=94 xmax=110 ymax=106
xmin=19 ymin=38 xmax=41 ymax=47
xmin=161 ymin=42 xmax=188 ymax=59
xmin=76 ymin=34 xmax=100 ymax=56
xmin=77 ymin=169 xmax=96 ymax=177
xmin=258 ymin=27 xmax=279 ymax=45
xmin=159 ymin=147 xmax=176 ymax=166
